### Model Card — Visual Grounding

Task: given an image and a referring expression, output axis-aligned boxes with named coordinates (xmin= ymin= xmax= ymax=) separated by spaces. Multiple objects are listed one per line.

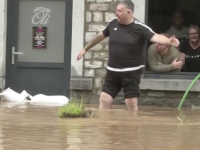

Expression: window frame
xmin=143 ymin=0 xmax=200 ymax=80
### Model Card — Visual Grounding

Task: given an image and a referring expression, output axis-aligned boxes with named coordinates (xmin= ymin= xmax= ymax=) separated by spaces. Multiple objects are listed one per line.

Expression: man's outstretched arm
xmin=150 ymin=34 xmax=180 ymax=47
xmin=141 ymin=24 xmax=179 ymax=47
xmin=84 ymin=32 xmax=106 ymax=51
xmin=77 ymin=32 xmax=106 ymax=60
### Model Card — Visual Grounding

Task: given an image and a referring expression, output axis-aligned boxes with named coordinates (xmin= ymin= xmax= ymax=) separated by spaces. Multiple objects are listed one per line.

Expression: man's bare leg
xmin=99 ymin=92 xmax=113 ymax=109
xmin=125 ymin=97 xmax=138 ymax=111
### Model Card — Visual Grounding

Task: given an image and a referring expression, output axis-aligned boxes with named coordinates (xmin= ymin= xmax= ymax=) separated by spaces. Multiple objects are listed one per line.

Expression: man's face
xmin=173 ymin=12 xmax=183 ymax=27
xmin=116 ymin=4 xmax=130 ymax=23
xmin=156 ymin=44 xmax=168 ymax=54
xmin=189 ymin=28 xmax=199 ymax=42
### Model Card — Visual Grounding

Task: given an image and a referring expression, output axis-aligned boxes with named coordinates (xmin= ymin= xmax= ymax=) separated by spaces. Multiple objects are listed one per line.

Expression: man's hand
xmin=169 ymin=36 xmax=180 ymax=47
xmin=77 ymin=49 xmax=86 ymax=60
xmin=76 ymin=32 xmax=106 ymax=61
xmin=172 ymin=58 xmax=182 ymax=69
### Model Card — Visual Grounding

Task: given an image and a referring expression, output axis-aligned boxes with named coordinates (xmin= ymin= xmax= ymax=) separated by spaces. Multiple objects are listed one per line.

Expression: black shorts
xmin=102 ymin=69 xmax=143 ymax=99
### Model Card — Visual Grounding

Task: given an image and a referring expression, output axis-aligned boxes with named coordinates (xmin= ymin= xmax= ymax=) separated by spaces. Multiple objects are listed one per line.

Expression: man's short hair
xmin=119 ymin=1 xmax=134 ymax=12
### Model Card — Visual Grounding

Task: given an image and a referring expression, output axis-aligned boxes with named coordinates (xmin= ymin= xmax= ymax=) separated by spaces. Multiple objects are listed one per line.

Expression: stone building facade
xmin=70 ymin=0 xmax=200 ymax=107
xmin=0 ymin=0 xmax=198 ymax=107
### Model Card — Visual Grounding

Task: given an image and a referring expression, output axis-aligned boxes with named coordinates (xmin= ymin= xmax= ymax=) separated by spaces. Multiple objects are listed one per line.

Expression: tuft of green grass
xmin=58 ymin=98 xmax=93 ymax=118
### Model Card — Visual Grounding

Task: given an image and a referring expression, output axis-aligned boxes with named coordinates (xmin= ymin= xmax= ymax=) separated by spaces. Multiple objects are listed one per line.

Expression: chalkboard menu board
xmin=32 ymin=27 xmax=47 ymax=49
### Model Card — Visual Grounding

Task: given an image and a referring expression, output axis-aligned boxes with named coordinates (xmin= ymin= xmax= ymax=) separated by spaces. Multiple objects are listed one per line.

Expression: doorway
xmin=5 ymin=0 xmax=72 ymax=97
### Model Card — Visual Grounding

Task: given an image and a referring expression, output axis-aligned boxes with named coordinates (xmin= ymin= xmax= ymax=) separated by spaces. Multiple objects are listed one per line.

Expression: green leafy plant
xmin=58 ymin=97 xmax=94 ymax=118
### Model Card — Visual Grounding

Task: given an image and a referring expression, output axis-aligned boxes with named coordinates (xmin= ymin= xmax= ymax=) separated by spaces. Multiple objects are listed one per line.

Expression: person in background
xmin=166 ymin=10 xmax=188 ymax=45
xmin=180 ymin=25 xmax=200 ymax=72
xmin=148 ymin=33 xmax=182 ymax=73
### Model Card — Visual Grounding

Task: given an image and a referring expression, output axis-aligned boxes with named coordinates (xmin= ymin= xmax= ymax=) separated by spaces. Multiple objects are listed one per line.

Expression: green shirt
xmin=147 ymin=44 xmax=181 ymax=72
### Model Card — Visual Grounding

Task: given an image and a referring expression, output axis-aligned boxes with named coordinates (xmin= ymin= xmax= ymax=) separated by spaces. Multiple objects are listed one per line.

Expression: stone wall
xmin=71 ymin=87 xmax=200 ymax=107
xmin=84 ymin=0 xmax=118 ymax=79
xmin=136 ymin=90 xmax=200 ymax=107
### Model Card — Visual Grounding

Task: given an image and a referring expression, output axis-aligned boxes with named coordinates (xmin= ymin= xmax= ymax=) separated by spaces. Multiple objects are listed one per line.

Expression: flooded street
xmin=0 ymin=102 xmax=200 ymax=150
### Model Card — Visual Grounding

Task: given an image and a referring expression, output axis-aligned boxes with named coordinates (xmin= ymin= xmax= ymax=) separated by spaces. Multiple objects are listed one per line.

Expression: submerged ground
xmin=0 ymin=102 xmax=199 ymax=150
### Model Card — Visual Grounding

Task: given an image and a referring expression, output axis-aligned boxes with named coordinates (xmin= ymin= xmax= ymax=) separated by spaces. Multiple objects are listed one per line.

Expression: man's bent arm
xmin=150 ymin=34 xmax=171 ymax=45
xmin=148 ymin=46 xmax=174 ymax=72
xmin=84 ymin=32 xmax=106 ymax=51
xmin=149 ymin=64 xmax=175 ymax=73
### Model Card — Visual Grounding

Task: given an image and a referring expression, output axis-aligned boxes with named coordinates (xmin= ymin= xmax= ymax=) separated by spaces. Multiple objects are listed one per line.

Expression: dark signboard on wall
xmin=32 ymin=26 xmax=47 ymax=49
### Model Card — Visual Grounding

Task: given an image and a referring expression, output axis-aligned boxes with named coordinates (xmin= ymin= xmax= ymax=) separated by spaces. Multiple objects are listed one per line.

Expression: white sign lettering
xmin=34 ymin=35 xmax=45 ymax=41
xmin=32 ymin=7 xmax=51 ymax=25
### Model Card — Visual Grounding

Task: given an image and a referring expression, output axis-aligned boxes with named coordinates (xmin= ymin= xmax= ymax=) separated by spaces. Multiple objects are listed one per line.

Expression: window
xmin=144 ymin=0 xmax=200 ymax=79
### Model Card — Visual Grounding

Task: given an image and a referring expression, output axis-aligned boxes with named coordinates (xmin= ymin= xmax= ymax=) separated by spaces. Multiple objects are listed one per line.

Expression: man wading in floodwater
xmin=77 ymin=1 xmax=180 ymax=111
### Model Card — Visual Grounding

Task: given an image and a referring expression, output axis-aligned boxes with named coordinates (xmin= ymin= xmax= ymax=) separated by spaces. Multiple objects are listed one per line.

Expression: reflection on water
xmin=0 ymin=102 xmax=200 ymax=150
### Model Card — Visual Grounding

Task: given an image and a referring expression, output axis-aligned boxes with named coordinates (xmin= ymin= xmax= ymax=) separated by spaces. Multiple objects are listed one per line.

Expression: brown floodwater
xmin=0 ymin=102 xmax=200 ymax=150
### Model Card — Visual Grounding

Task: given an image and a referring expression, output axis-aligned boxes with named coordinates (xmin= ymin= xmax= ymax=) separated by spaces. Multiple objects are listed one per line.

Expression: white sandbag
xmin=21 ymin=90 xmax=33 ymax=100
xmin=0 ymin=87 xmax=26 ymax=102
xmin=30 ymin=94 xmax=69 ymax=106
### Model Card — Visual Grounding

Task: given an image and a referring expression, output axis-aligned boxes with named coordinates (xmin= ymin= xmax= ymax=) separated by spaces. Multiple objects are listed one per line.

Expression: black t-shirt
xmin=102 ymin=18 xmax=155 ymax=70
xmin=180 ymin=40 xmax=200 ymax=72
